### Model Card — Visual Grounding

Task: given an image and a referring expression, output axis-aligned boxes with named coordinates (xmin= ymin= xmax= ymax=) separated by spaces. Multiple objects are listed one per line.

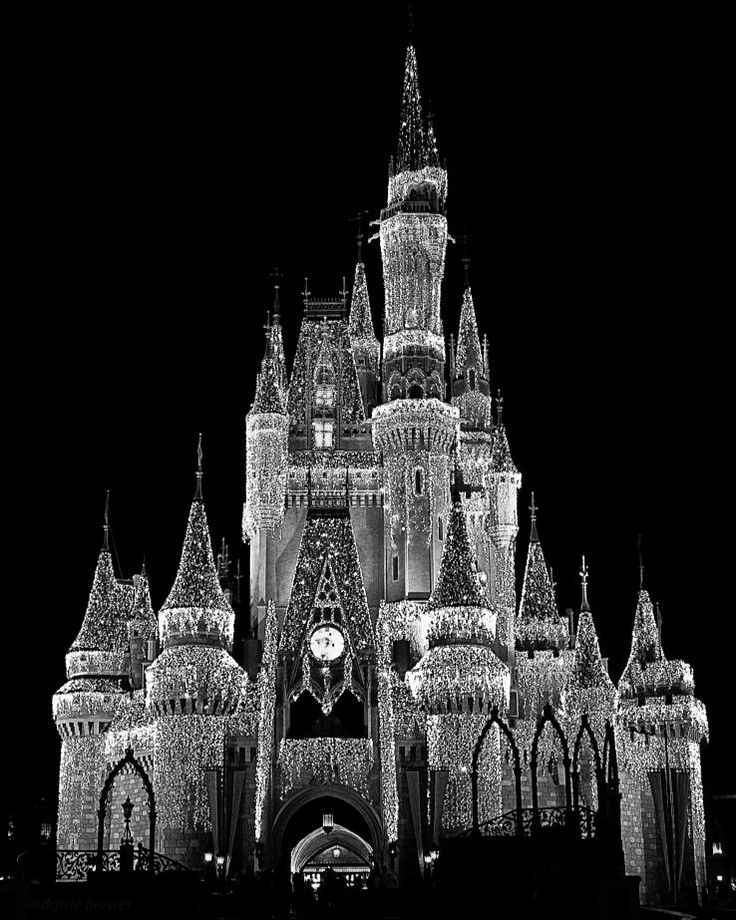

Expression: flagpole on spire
xmin=529 ymin=492 xmax=539 ymax=543
xmin=580 ymin=555 xmax=590 ymax=612
xmin=195 ymin=433 xmax=204 ymax=500
xmin=637 ymin=533 xmax=644 ymax=590
xmin=103 ymin=490 xmax=110 ymax=551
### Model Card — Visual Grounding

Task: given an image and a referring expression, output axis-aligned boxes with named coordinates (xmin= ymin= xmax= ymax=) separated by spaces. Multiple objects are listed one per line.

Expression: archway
xmin=271 ymin=784 xmax=384 ymax=871
xmin=96 ymin=746 xmax=156 ymax=872
xmin=290 ymin=822 xmax=373 ymax=889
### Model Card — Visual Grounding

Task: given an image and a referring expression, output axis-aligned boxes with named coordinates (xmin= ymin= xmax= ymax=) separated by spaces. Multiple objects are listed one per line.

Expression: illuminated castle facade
xmin=53 ymin=45 xmax=708 ymax=907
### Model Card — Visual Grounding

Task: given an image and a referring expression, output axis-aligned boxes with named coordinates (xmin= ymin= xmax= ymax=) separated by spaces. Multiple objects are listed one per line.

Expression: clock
xmin=309 ymin=625 xmax=345 ymax=663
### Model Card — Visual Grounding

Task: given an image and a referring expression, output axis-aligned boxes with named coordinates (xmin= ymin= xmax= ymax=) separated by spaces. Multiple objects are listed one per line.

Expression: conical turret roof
xmin=395 ymin=44 xmax=439 ymax=173
xmin=69 ymin=550 xmax=132 ymax=655
xmin=490 ymin=416 xmax=518 ymax=474
xmin=129 ymin=571 xmax=157 ymax=637
xmin=251 ymin=315 xmax=287 ymax=415
xmin=428 ymin=499 xmax=488 ymax=611
xmin=161 ymin=499 xmax=233 ymax=616
xmin=455 ymin=288 xmax=483 ymax=373
xmin=569 ymin=609 xmax=614 ymax=692
xmin=348 ymin=262 xmax=378 ymax=345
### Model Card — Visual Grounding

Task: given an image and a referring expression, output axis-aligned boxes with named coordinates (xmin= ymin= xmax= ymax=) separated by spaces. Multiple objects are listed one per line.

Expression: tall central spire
xmin=396 ymin=45 xmax=431 ymax=174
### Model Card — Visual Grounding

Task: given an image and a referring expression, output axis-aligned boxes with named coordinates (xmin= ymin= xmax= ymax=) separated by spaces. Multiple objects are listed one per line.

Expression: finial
xmin=269 ymin=266 xmax=283 ymax=316
xmin=340 ymin=275 xmax=348 ymax=305
xmin=496 ymin=389 xmax=504 ymax=425
xmin=195 ymin=433 xmax=203 ymax=500
xmin=303 ymin=277 xmax=310 ymax=305
xmin=529 ymin=492 xmax=539 ymax=543
xmin=580 ymin=555 xmax=590 ymax=612
xmin=103 ymin=490 xmax=110 ymax=551
xmin=459 ymin=232 xmax=473 ymax=289
xmin=406 ymin=1 xmax=414 ymax=39
xmin=349 ymin=210 xmax=370 ymax=262
xmin=637 ymin=533 xmax=644 ymax=590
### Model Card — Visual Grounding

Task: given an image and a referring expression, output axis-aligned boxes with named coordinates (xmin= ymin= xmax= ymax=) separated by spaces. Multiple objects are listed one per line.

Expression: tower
xmin=148 ymin=443 xmax=250 ymax=866
xmin=409 ymin=496 xmax=510 ymax=832
xmin=243 ymin=297 xmax=289 ymax=637
xmin=373 ymin=43 xmax=456 ymax=600
xmin=53 ymin=503 xmax=132 ymax=850
xmin=488 ymin=394 xmax=521 ymax=656
xmin=617 ymin=583 xmax=708 ymax=905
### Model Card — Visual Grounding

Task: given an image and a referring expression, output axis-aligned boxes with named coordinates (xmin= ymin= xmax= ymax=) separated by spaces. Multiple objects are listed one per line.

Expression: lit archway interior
xmin=290 ymin=823 xmax=373 ymax=875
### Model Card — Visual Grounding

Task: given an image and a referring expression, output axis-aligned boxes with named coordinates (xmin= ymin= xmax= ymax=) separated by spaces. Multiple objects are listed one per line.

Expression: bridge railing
xmin=56 ymin=845 xmax=189 ymax=881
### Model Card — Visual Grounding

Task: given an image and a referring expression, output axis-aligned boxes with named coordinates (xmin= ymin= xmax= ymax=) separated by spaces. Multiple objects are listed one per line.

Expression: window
xmin=314 ymin=384 xmax=336 ymax=410
xmin=313 ymin=419 xmax=334 ymax=449
xmin=438 ymin=516 xmax=444 ymax=540
xmin=392 ymin=555 xmax=399 ymax=581
xmin=469 ymin=368 xmax=476 ymax=389
xmin=414 ymin=468 xmax=423 ymax=495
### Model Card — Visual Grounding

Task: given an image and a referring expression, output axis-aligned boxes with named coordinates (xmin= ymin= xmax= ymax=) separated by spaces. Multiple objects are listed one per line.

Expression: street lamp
xmin=204 ymin=851 xmax=214 ymax=865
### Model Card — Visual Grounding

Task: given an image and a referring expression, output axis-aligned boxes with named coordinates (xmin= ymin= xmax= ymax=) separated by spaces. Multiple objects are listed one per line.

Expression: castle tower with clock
xmin=52 ymin=42 xmax=709 ymax=908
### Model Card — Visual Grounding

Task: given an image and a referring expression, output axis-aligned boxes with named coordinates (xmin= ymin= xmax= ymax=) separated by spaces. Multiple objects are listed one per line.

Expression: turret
xmin=488 ymin=392 xmax=521 ymax=654
xmin=53 ymin=498 xmax=130 ymax=850
xmin=127 ymin=569 xmax=158 ymax=690
xmin=148 ymin=442 xmax=249 ymax=863
xmin=616 ymin=561 xmax=708 ymax=903
xmin=243 ymin=297 xmax=289 ymax=544
xmin=408 ymin=495 xmax=509 ymax=831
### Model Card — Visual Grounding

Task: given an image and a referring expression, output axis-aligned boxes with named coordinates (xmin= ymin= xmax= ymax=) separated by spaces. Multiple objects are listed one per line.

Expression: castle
xmin=53 ymin=43 xmax=708 ymax=907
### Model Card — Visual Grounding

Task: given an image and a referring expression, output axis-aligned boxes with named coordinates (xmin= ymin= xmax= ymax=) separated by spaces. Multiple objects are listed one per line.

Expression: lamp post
xmin=119 ymin=797 xmax=135 ymax=873
xmin=216 ymin=854 xmax=226 ymax=890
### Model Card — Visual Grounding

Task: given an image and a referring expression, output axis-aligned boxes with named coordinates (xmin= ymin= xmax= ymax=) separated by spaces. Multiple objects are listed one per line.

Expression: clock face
xmin=310 ymin=625 xmax=345 ymax=663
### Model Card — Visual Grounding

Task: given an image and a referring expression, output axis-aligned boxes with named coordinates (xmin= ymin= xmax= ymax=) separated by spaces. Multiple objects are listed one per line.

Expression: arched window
xmin=438 ymin=516 xmax=444 ymax=541
xmin=469 ymin=368 xmax=476 ymax=389
xmin=408 ymin=383 xmax=424 ymax=399
xmin=414 ymin=469 xmax=423 ymax=495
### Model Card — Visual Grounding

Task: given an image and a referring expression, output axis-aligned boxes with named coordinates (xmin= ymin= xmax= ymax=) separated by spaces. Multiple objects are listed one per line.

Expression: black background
xmin=6 ymin=2 xmax=731 ymax=809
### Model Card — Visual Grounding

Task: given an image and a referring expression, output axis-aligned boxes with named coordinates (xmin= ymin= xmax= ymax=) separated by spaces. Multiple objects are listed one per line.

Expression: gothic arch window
xmin=414 ymin=468 xmax=423 ymax=496
xmin=409 ymin=383 xmax=424 ymax=398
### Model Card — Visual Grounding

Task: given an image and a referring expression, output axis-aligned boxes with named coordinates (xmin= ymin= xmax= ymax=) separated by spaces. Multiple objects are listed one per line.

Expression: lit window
xmin=314 ymin=384 xmax=335 ymax=410
xmin=313 ymin=420 xmax=334 ymax=449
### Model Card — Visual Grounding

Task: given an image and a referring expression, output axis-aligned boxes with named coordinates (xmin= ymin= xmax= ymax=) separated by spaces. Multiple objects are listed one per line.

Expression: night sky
xmin=7 ymin=3 xmax=731 ymax=808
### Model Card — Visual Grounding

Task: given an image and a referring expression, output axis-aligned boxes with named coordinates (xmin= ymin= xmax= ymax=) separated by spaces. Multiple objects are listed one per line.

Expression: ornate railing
xmin=454 ymin=806 xmax=597 ymax=841
xmin=56 ymin=846 xmax=189 ymax=881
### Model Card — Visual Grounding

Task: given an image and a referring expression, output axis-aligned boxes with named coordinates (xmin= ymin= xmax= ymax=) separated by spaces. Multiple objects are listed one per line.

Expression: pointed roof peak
xmin=395 ymin=43 xmax=438 ymax=174
xmin=160 ymin=496 xmax=233 ymax=616
xmin=455 ymin=288 xmax=483 ymax=372
xmin=569 ymin=606 xmax=614 ymax=693
xmin=348 ymin=260 xmax=377 ymax=344
xmin=251 ymin=309 xmax=288 ymax=415
xmin=428 ymin=499 xmax=488 ymax=611
xmin=490 ymin=393 xmax=518 ymax=475
xmin=579 ymin=555 xmax=591 ymax=612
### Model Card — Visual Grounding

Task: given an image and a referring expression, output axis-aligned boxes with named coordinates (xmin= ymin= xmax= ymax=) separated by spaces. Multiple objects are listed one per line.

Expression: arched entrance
xmin=271 ymin=784 xmax=384 ymax=873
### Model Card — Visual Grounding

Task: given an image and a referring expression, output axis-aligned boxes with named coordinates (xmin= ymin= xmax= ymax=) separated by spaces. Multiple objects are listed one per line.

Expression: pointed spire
xmin=195 ymin=432 xmax=204 ymax=500
xmin=348 ymin=261 xmax=377 ymax=344
xmin=580 ymin=555 xmax=590 ymax=612
xmin=160 ymin=495 xmax=233 ymax=616
xmin=396 ymin=45 xmax=429 ymax=173
xmin=130 ymin=570 xmax=157 ymax=638
xmin=490 ymin=391 xmax=518 ymax=474
xmin=455 ymin=288 xmax=483 ymax=373
xmin=251 ymin=306 xmax=287 ymax=415
xmin=518 ymin=493 xmax=556 ymax=620
xmin=568 ymin=605 xmax=614 ymax=692
xmin=428 ymin=499 xmax=488 ymax=610
xmin=67 ymin=546 xmax=132 ymax=674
